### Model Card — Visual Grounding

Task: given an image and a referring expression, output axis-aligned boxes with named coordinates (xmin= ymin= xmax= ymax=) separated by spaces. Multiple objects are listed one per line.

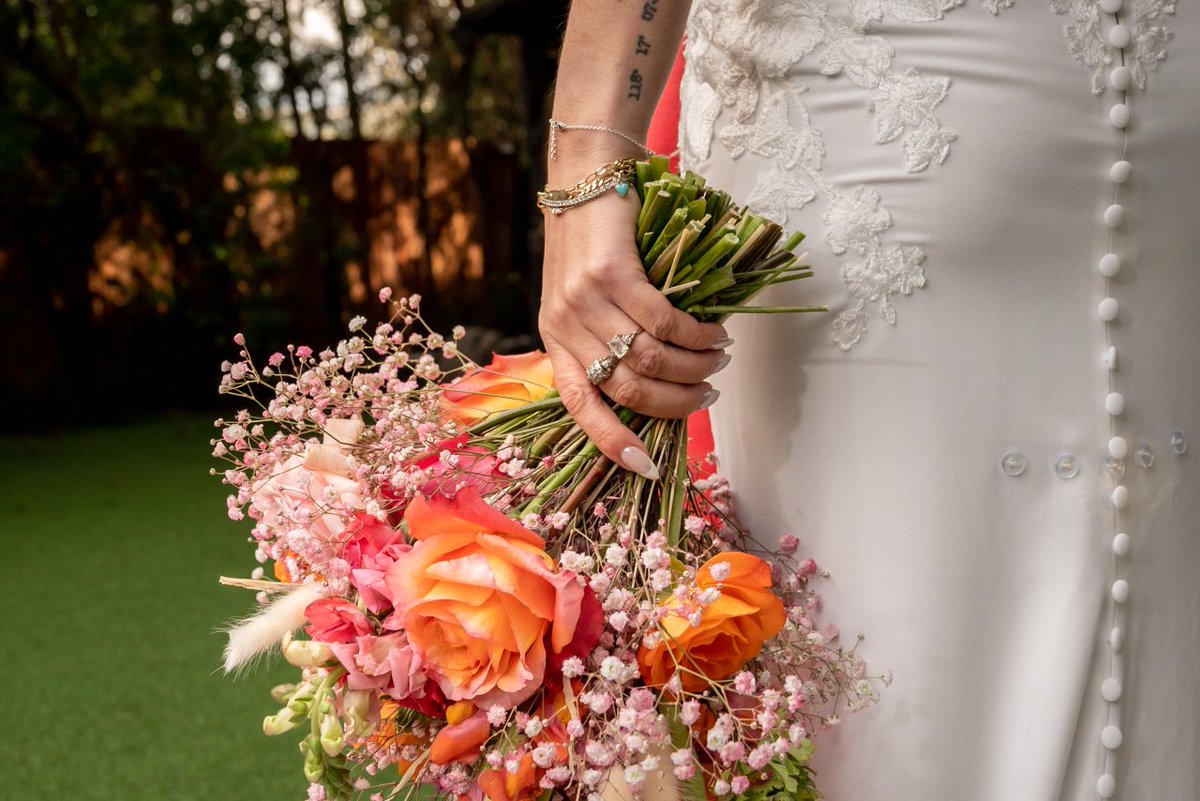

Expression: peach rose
xmin=385 ymin=487 xmax=593 ymax=709
xmin=440 ymin=351 xmax=555 ymax=426
xmin=639 ymin=553 xmax=786 ymax=693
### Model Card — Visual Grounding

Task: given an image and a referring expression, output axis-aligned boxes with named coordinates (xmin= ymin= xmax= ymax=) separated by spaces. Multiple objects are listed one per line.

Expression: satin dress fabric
xmin=662 ymin=1 xmax=1200 ymax=799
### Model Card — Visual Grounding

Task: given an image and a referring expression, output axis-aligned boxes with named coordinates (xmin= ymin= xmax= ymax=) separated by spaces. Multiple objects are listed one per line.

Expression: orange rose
xmin=639 ymin=553 xmax=786 ymax=693
xmin=385 ymin=487 xmax=591 ymax=709
xmin=440 ymin=351 xmax=555 ymax=426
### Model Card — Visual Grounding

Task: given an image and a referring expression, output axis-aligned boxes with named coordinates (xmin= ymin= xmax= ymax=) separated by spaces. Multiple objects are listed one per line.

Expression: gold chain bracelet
xmin=548 ymin=119 xmax=651 ymax=161
xmin=536 ymin=158 xmax=638 ymax=216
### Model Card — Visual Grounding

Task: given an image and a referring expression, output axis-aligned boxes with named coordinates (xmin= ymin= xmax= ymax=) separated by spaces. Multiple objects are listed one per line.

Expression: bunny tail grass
xmin=221 ymin=583 xmax=323 ymax=674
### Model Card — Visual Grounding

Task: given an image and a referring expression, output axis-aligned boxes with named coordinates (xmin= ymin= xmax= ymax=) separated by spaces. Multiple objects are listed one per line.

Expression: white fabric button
xmin=1109 ymin=24 xmax=1132 ymax=48
xmin=1105 ymin=392 xmax=1125 ymax=415
xmin=1110 ymin=160 xmax=1131 ymax=183
xmin=1099 ymin=297 xmax=1120 ymax=321
xmin=1103 ymin=346 xmax=1118 ymax=370
xmin=1113 ymin=532 xmax=1130 ymax=556
xmin=1110 ymin=627 xmax=1123 ymax=652
xmin=1109 ymin=436 xmax=1128 ymax=459
xmin=1101 ymin=725 xmax=1124 ymax=750
xmin=1101 ymin=677 xmax=1123 ymax=701
xmin=1103 ymin=204 xmax=1125 ymax=227
xmin=1109 ymin=103 xmax=1131 ymax=128
xmin=1097 ymin=774 xmax=1116 ymax=798
xmin=1099 ymin=0 xmax=1122 ymax=11
xmin=1112 ymin=485 xmax=1130 ymax=510
xmin=1098 ymin=253 xmax=1121 ymax=277
xmin=1112 ymin=579 xmax=1130 ymax=603
xmin=1110 ymin=65 xmax=1131 ymax=91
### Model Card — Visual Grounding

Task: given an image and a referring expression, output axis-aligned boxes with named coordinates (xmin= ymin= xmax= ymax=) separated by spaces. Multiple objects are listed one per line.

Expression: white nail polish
xmin=710 ymin=337 xmax=735 ymax=350
xmin=620 ymin=446 xmax=661 ymax=480
xmin=713 ymin=354 xmax=732 ymax=374
xmin=697 ymin=389 xmax=720 ymax=411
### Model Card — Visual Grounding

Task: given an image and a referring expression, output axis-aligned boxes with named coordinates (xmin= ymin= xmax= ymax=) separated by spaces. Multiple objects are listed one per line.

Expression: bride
xmin=537 ymin=1 xmax=1200 ymax=799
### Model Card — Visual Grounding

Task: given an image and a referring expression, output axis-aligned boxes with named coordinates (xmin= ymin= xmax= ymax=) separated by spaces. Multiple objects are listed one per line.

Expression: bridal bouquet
xmin=214 ymin=158 xmax=884 ymax=801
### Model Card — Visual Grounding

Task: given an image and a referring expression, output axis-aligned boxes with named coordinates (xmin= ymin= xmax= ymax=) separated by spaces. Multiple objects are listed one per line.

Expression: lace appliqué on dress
xmin=681 ymin=0 xmax=968 ymax=350
xmin=680 ymin=0 xmax=1175 ymax=351
xmin=1050 ymin=0 xmax=1175 ymax=93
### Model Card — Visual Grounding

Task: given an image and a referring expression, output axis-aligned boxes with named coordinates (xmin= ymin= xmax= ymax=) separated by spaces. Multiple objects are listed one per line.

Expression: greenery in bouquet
xmin=213 ymin=159 xmax=885 ymax=801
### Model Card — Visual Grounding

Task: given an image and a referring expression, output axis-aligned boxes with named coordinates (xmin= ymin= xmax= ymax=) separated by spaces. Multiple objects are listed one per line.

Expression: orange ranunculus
xmin=358 ymin=699 xmax=429 ymax=775
xmin=638 ymin=553 xmax=786 ymax=693
xmin=478 ymin=753 xmax=541 ymax=801
xmin=477 ymin=710 xmax=569 ymax=801
xmin=440 ymin=351 xmax=555 ymax=426
xmin=429 ymin=701 xmax=490 ymax=765
xmin=385 ymin=487 xmax=592 ymax=709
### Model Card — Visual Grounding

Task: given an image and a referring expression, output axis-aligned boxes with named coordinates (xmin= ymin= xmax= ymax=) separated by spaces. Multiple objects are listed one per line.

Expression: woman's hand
xmin=539 ymin=184 xmax=731 ymax=479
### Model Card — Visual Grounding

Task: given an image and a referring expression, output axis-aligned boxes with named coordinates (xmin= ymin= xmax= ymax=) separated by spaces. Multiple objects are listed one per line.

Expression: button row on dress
xmin=1098 ymin=18 xmax=1132 ymax=797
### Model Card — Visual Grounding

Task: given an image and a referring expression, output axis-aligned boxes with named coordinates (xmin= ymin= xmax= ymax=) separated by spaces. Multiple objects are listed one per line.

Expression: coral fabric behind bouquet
xmin=214 ymin=159 xmax=885 ymax=801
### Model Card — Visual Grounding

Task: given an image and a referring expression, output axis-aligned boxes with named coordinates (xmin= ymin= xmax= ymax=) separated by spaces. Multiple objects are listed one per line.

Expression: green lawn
xmin=1 ymin=415 xmax=306 ymax=801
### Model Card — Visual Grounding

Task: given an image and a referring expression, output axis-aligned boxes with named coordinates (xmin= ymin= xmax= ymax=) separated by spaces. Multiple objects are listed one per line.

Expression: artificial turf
xmin=1 ymin=414 xmax=308 ymax=801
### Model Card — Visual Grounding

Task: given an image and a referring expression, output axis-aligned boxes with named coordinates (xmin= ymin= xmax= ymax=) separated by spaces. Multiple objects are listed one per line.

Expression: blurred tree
xmin=0 ymin=0 xmax=565 ymax=428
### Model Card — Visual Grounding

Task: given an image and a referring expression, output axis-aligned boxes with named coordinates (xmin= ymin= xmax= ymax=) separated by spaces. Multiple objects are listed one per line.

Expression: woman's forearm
xmin=548 ymin=0 xmax=692 ymax=181
xmin=538 ymin=0 xmax=724 ymax=479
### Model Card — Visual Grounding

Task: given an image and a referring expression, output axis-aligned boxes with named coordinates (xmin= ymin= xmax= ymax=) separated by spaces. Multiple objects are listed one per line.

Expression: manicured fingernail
xmin=713 ymin=353 xmax=732 ymax=374
xmin=620 ymin=446 xmax=661 ymax=481
xmin=697 ymin=389 xmax=720 ymax=411
xmin=710 ymin=337 xmax=735 ymax=350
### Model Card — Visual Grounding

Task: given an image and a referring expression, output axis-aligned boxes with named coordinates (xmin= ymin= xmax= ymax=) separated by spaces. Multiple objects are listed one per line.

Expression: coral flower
xmin=429 ymin=701 xmax=490 ymax=765
xmin=385 ymin=487 xmax=597 ymax=709
xmin=639 ymin=553 xmax=787 ymax=693
xmin=440 ymin=351 xmax=555 ymax=426
xmin=477 ymin=753 xmax=541 ymax=801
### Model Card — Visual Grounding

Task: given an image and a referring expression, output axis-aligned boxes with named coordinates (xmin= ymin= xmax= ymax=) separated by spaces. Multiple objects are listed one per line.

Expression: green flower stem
xmin=734 ymin=265 xmax=810 ymax=279
xmin=466 ymin=394 xmax=564 ymax=436
xmin=649 ymin=221 xmax=704 ymax=286
xmin=644 ymin=207 xmax=690 ymax=265
xmin=637 ymin=189 xmax=674 ymax=242
xmin=676 ymin=265 xmax=735 ymax=309
xmin=783 ymin=229 xmax=808 ymax=251
xmin=529 ymin=422 xmax=571 ymax=458
xmin=662 ymin=419 xmax=689 ymax=549
xmin=524 ymin=441 xmax=600 ymax=515
xmin=687 ymin=305 xmax=829 ymax=315
xmin=677 ymin=232 xmax=739 ymax=286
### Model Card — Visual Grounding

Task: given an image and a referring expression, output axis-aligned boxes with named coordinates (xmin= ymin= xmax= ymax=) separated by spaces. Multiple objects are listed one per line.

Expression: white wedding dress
xmin=679 ymin=0 xmax=1199 ymax=799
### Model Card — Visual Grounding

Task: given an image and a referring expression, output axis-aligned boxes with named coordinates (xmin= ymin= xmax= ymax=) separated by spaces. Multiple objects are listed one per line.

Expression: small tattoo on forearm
xmin=641 ymin=0 xmax=659 ymax=21
xmin=628 ymin=68 xmax=644 ymax=100
xmin=636 ymin=34 xmax=651 ymax=55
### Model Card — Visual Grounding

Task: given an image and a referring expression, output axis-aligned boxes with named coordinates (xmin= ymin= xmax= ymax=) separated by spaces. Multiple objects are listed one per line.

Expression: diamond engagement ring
xmin=607 ymin=332 xmax=638 ymax=359
xmin=585 ymin=354 xmax=619 ymax=385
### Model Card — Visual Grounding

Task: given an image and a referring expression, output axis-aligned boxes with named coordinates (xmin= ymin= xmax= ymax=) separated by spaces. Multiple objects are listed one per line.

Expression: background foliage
xmin=0 ymin=0 xmax=567 ymax=428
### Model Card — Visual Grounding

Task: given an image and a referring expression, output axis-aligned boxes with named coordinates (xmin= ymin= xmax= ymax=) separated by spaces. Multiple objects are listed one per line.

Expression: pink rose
xmin=328 ymin=633 xmax=427 ymax=700
xmin=304 ymin=598 xmax=372 ymax=644
xmin=340 ymin=513 xmax=408 ymax=571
